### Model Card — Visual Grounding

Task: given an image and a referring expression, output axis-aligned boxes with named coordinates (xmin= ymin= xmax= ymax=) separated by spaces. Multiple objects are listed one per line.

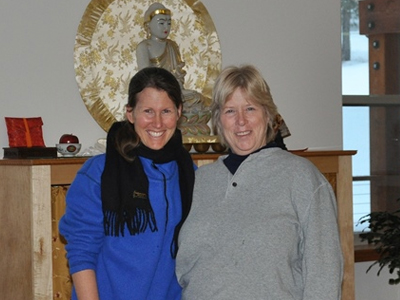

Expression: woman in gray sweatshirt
xmin=176 ymin=64 xmax=343 ymax=300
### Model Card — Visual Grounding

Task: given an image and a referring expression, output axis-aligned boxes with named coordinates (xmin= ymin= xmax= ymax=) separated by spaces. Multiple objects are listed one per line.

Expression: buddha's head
xmin=144 ymin=3 xmax=172 ymax=39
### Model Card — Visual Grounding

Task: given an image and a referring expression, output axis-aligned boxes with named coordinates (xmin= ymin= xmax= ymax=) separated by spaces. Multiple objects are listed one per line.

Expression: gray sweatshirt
xmin=176 ymin=147 xmax=343 ymax=300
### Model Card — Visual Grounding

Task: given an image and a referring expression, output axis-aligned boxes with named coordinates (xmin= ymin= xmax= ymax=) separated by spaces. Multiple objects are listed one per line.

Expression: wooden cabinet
xmin=0 ymin=150 xmax=356 ymax=300
xmin=0 ymin=158 xmax=84 ymax=299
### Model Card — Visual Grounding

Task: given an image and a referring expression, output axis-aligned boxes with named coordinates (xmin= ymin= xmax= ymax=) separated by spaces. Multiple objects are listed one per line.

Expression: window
xmin=341 ymin=0 xmax=400 ymax=233
xmin=343 ymin=106 xmax=370 ymax=231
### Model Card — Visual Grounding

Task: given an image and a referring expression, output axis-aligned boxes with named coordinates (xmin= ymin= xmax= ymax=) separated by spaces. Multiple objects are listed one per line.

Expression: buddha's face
xmin=149 ymin=14 xmax=171 ymax=40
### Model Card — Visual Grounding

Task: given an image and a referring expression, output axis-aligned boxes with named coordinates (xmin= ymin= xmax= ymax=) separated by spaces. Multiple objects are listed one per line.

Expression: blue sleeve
xmin=59 ymin=154 xmax=106 ymax=274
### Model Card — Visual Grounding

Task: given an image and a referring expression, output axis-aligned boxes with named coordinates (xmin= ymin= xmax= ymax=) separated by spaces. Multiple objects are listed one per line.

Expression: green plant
xmin=359 ymin=203 xmax=400 ymax=285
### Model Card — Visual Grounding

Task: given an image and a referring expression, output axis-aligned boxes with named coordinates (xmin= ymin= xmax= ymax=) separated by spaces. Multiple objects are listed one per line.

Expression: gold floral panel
xmin=74 ymin=0 xmax=222 ymax=132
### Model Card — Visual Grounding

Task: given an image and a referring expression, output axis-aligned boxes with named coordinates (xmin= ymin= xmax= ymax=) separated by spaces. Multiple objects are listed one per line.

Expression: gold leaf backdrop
xmin=74 ymin=0 xmax=222 ymax=132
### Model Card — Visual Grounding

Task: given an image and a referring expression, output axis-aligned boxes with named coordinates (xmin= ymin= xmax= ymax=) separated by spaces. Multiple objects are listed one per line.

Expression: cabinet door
xmin=52 ymin=186 xmax=72 ymax=300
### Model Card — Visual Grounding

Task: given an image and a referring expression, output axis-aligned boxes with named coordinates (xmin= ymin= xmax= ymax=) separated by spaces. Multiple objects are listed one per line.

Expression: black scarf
xmin=101 ymin=122 xmax=194 ymax=257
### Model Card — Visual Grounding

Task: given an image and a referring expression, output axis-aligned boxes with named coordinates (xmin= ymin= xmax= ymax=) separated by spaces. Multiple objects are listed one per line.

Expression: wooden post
xmin=359 ymin=0 xmax=400 ymax=212
xmin=359 ymin=0 xmax=400 ymax=94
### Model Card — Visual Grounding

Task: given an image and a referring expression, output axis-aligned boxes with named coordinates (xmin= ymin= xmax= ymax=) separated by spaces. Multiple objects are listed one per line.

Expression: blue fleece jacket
xmin=59 ymin=154 xmax=182 ymax=300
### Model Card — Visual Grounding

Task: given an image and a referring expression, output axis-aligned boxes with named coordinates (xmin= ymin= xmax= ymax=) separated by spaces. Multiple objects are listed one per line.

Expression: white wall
xmin=0 ymin=0 xmax=397 ymax=299
xmin=202 ymin=0 xmax=343 ymax=151
xmin=0 ymin=0 xmax=105 ymax=151
xmin=356 ymin=262 xmax=400 ymax=300
xmin=0 ymin=0 xmax=342 ymax=151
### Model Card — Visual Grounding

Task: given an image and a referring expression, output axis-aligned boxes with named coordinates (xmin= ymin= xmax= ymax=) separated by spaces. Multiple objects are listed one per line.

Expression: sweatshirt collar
xmin=223 ymin=142 xmax=278 ymax=174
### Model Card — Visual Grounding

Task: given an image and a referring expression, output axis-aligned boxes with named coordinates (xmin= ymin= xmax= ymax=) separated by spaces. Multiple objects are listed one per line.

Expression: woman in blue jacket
xmin=59 ymin=67 xmax=195 ymax=300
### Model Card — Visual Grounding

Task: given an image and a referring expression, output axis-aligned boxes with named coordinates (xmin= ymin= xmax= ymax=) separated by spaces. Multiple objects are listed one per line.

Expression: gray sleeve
xmin=302 ymin=181 xmax=344 ymax=300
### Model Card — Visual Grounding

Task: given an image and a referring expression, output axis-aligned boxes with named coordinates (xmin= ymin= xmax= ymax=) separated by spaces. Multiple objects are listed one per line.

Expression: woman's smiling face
xmin=220 ymin=88 xmax=268 ymax=155
xmin=126 ymin=87 xmax=181 ymax=150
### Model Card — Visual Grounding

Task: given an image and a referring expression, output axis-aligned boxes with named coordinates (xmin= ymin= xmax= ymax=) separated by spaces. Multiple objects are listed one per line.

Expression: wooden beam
xmin=359 ymin=0 xmax=400 ymax=35
xmin=368 ymin=34 xmax=400 ymax=94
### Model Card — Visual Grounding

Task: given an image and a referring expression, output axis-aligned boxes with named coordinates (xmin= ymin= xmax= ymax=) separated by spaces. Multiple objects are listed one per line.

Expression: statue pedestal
xmin=179 ymin=110 xmax=211 ymax=136
xmin=182 ymin=135 xmax=226 ymax=153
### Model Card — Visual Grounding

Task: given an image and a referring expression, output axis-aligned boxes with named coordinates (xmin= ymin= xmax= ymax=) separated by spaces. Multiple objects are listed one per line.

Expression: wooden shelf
xmin=355 ymin=244 xmax=380 ymax=262
xmin=0 ymin=150 xmax=356 ymax=300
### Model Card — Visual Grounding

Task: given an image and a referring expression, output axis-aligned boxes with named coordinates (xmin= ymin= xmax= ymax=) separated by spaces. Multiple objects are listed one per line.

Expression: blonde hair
xmin=211 ymin=65 xmax=279 ymax=146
